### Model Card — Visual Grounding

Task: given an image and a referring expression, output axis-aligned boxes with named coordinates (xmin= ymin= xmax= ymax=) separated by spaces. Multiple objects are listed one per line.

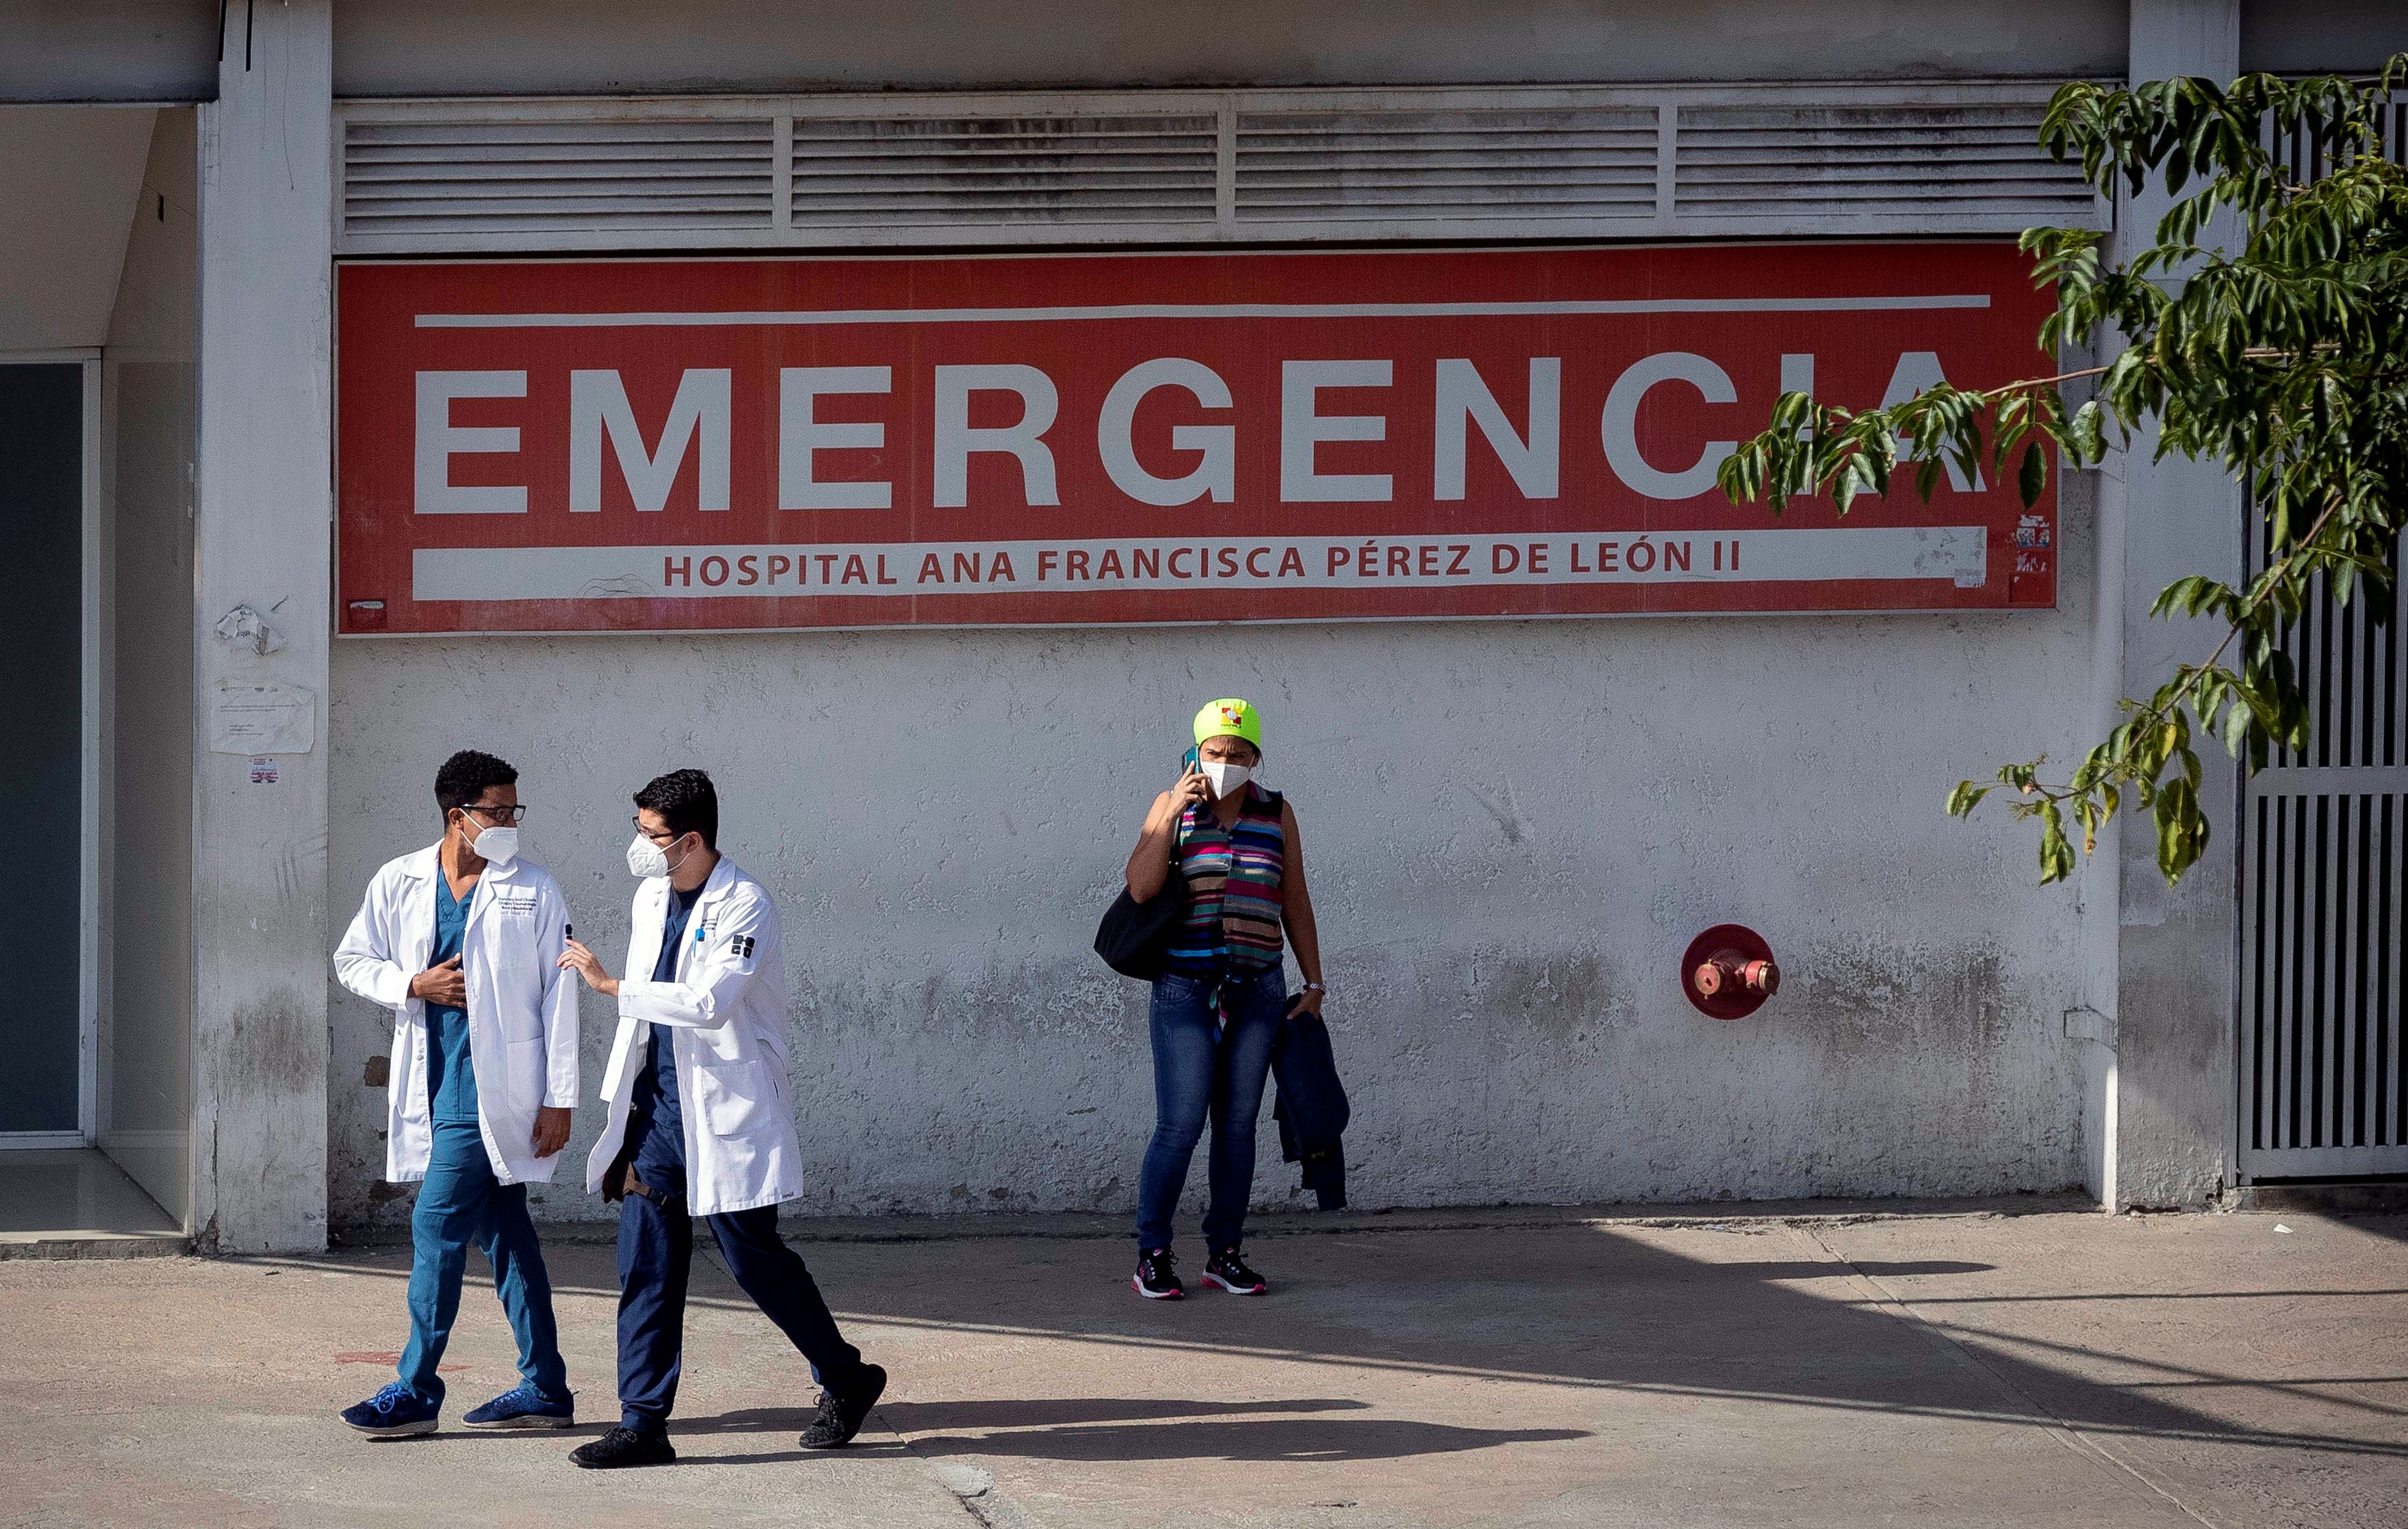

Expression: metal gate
xmin=2235 ymin=96 xmax=2408 ymax=1180
xmin=2238 ymin=544 xmax=2408 ymax=1178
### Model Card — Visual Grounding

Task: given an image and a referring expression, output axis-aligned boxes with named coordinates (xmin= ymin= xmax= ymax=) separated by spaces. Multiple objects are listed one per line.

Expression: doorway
xmin=0 ymin=361 xmax=93 ymax=1142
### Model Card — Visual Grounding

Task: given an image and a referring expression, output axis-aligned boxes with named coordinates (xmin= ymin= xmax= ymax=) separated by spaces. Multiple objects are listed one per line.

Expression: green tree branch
xmin=1717 ymin=57 xmax=2408 ymax=886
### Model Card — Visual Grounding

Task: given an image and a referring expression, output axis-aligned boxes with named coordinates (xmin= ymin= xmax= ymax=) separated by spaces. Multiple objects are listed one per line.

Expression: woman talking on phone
xmin=1121 ymin=698 xmax=1327 ymax=1300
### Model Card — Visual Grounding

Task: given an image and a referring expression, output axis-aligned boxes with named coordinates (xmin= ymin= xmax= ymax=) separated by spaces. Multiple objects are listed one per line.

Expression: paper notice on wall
xmin=209 ymin=680 xmax=316 ymax=755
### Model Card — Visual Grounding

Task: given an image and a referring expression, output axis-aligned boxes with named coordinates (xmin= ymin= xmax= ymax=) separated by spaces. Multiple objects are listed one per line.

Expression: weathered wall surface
xmin=330 ymin=0 xmax=2129 ymax=97
xmin=194 ymin=2 xmax=334 ymax=1254
xmin=328 ymin=477 xmax=2101 ymax=1230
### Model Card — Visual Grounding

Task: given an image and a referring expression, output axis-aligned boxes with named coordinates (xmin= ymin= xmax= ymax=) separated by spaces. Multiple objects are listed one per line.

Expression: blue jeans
xmin=1135 ymin=966 xmax=1285 ymax=1252
xmin=397 ymin=1120 xmax=570 ymax=1408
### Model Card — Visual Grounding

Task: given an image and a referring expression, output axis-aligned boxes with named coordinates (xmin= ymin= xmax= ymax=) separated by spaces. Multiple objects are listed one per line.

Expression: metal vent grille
xmin=1674 ymin=103 xmax=2097 ymax=224
xmin=2240 ymin=534 xmax=2407 ymax=1176
xmin=341 ymin=118 xmax=774 ymax=238
xmin=1233 ymin=107 xmax=1657 ymax=224
xmin=334 ymin=84 xmax=2113 ymax=254
xmin=790 ymin=113 xmax=1219 ymax=228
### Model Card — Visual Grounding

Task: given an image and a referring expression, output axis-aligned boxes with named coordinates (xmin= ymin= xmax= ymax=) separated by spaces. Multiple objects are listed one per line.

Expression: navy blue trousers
xmin=614 ymin=1181 xmax=864 ymax=1433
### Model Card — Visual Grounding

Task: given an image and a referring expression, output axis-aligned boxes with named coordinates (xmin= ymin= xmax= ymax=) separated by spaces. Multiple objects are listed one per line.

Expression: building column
xmin=192 ymin=1 xmax=333 ymax=1252
xmin=2092 ymin=0 xmax=2244 ymax=1209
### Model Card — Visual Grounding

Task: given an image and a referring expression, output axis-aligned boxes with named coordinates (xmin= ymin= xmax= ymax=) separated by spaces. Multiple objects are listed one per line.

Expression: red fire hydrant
xmin=1682 ymin=924 xmax=1780 ymax=1020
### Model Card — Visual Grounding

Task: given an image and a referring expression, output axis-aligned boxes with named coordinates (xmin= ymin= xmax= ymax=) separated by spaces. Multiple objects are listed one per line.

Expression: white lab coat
xmin=333 ymin=844 xmax=579 ymax=1185
xmin=585 ymin=855 xmax=803 ymax=1218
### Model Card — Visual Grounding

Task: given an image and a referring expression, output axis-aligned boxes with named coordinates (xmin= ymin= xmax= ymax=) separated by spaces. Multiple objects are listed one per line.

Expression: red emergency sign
xmin=334 ymin=244 xmax=2057 ymax=635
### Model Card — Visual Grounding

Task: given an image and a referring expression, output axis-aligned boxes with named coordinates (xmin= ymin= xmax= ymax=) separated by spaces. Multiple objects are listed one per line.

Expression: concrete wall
xmin=0 ymin=2 xmax=219 ymax=104
xmin=2239 ymin=2 xmax=2408 ymax=73
xmin=330 ymin=0 xmax=2132 ymax=97
xmin=192 ymin=3 xmax=333 ymax=1253
xmin=2094 ymin=0 xmax=2244 ymax=1210
xmin=101 ymin=106 xmax=196 ymax=1225
xmin=0 ymin=106 xmax=156 ymax=350
xmin=328 ymin=471 xmax=2100 ymax=1229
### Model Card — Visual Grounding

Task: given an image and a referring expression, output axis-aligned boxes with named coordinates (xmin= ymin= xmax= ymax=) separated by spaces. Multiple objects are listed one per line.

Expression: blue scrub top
xmin=424 ymin=872 xmax=479 ymax=1123
xmin=628 ymin=882 xmax=706 ymax=1189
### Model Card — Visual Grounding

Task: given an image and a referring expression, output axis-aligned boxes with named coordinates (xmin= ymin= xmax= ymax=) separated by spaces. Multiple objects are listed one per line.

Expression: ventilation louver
xmin=1233 ymin=107 xmax=1658 ymax=225
xmin=342 ymin=118 xmax=775 ymax=239
xmin=1673 ymin=102 xmax=2097 ymax=226
xmin=789 ymin=114 xmax=1219 ymax=229
xmin=336 ymin=86 xmax=2113 ymax=254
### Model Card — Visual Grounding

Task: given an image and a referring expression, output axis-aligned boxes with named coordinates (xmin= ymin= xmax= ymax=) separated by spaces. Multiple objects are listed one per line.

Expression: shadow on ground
xmin=276 ymin=1207 xmax=2408 ymax=1470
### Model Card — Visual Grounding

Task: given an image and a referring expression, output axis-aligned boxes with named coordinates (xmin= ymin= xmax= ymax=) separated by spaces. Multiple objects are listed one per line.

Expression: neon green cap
xmin=1193 ymin=697 xmax=1263 ymax=751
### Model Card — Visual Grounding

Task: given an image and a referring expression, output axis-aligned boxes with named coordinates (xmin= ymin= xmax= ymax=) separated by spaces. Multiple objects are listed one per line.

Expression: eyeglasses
xmin=632 ymin=816 xmax=681 ymax=844
xmin=461 ymin=802 xmax=528 ymax=824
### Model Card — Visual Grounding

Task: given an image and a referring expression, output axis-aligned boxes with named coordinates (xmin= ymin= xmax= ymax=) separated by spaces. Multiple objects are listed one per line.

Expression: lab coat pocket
xmin=506 ymin=1037 xmax=548 ymax=1111
xmin=693 ymin=1059 xmax=774 ymax=1137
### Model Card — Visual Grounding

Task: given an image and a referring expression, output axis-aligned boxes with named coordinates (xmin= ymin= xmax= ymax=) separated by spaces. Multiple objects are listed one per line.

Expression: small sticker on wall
xmin=248 ymin=756 xmax=279 ymax=784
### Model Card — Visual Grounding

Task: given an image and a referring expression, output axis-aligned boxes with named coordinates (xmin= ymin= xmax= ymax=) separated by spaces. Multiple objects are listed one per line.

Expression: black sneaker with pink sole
xmin=1202 ymin=1246 xmax=1268 ymax=1295
xmin=1133 ymin=1246 xmax=1184 ymax=1299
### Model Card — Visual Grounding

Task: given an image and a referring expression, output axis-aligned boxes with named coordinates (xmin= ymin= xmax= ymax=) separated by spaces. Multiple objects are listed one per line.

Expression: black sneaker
xmin=1132 ymin=1246 xmax=1184 ymax=1300
xmin=800 ymin=1362 xmax=887 ymax=1449
xmin=569 ymin=1425 xmax=677 ymax=1469
xmin=1203 ymin=1246 xmax=1268 ymax=1295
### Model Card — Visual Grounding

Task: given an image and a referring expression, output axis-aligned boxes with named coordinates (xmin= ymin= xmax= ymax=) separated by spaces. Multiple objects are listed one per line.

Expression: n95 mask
xmin=1201 ymin=760 xmax=1255 ymax=799
xmin=626 ymin=833 xmax=670 ymax=879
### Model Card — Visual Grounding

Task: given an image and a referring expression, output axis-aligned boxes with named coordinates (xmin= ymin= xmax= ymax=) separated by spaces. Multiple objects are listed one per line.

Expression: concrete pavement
xmin=3 ymin=1200 xmax=2403 ymax=1528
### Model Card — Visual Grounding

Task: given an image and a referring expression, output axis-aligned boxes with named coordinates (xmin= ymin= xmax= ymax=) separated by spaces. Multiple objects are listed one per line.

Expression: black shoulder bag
xmin=1094 ymin=842 xmax=1186 ymax=981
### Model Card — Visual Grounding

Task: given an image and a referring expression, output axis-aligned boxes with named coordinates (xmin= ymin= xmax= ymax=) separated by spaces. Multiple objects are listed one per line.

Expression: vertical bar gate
xmin=2235 ymin=95 xmax=2408 ymax=1181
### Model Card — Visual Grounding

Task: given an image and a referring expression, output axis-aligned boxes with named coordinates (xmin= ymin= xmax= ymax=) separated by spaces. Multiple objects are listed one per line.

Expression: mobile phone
xmin=1180 ymin=746 xmax=1200 ymax=777
xmin=564 ymin=923 xmax=573 ymax=941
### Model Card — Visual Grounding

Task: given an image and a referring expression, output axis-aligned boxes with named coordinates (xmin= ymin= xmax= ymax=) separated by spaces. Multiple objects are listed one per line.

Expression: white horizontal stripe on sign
xmin=414 ymin=295 xmax=1991 ymax=329
xmin=414 ymin=527 xmax=1986 ymax=602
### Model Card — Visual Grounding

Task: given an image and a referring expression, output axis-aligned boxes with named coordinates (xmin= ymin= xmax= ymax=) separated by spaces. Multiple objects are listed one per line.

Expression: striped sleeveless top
xmin=1163 ymin=784 xmax=1286 ymax=977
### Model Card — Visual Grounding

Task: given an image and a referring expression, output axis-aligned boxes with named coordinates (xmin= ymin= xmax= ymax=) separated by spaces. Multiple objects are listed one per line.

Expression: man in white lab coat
xmin=330 ymin=749 xmax=579 ymax=1436
xmin=558 ymin=767 xmax=885 ymax=1469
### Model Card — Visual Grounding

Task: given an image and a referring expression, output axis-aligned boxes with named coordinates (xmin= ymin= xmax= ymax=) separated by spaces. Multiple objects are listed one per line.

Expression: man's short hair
xmin=635 ymin=768 xmax=719 ymax=848
xmin=435 ymin=750 xmax=517 ymax=816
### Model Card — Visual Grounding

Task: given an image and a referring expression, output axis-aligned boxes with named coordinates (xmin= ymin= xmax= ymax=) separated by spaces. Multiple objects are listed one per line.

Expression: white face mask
xmin=627 ymin=831 xmax=698 ymax=880
xmin=626 ymin=832 xmax=671 ymax=879
xmin=1201 ymin=760 xmax=1255 ymax=798
xmin=467 ymin=823 xmax=519 ymax=867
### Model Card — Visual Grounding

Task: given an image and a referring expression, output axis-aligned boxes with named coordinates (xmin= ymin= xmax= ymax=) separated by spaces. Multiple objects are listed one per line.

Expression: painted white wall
xmin=329 ymin=472 xmax=2100 ymax=1227
xmin=193 ymin=3 xmax=333 ymax=1253
xmin=330 ymin=0 xmax=2131 ymax=98
xmin=101 ymin=107 xmax=197 ymax=1226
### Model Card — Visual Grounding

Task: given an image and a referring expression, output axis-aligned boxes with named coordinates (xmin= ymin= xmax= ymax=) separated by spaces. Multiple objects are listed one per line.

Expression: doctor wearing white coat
xmin=558 ymin=767 xmax=886 ymax=1470
xmin=330 ymin=750 xmax=579 ymax=1437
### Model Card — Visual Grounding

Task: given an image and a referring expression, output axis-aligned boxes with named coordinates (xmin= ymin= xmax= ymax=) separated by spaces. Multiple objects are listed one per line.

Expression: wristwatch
xmin=1302 ymin=981 xmax=1326 ymax=993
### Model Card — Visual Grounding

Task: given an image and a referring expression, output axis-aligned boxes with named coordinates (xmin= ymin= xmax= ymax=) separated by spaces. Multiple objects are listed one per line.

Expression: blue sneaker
xmin=461 ymin=1385 xmax=576 ymax=1430
xmin=340 ymin=1382 xmax=439 ymax=1437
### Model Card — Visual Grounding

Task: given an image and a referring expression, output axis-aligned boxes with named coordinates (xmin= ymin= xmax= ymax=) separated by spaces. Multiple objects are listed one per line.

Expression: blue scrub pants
xmin=614 ymin=1165 xmax=865 ymax=1433
xmin=397 ymin=1119 xmax=570 ymax=1407
xmin=1134 ymin=966 xmax=1285 ymax=1252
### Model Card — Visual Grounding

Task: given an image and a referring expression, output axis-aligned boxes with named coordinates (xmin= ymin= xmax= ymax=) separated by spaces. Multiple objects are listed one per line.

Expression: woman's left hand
xmin=1286 ymin=986 xmax=1325 ymax=1020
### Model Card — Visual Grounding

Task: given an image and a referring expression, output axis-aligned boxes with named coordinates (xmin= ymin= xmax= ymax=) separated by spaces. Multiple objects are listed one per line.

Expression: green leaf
xmin=2017 ymin=442 xmax=2047 ymax=508
xmin=1946 ymin=782 xmax=1991 ymax=818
